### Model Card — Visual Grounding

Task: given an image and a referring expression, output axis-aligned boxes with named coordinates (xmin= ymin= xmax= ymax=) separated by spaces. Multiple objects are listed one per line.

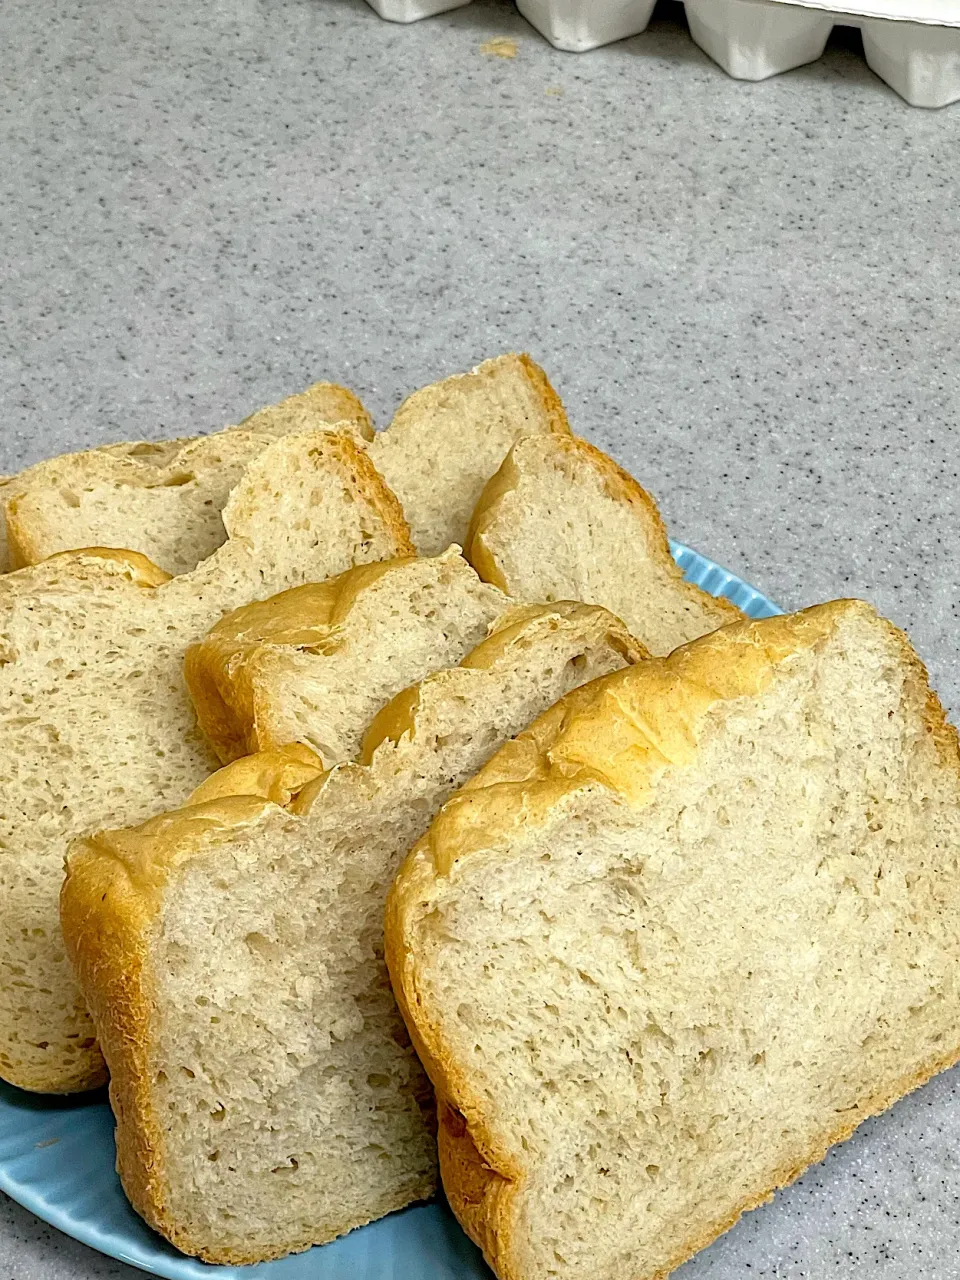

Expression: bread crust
xmin=513 ymin=353 xmax=572 ymax=439
xmin=466 ymin=431 xmax=742 ymax=629
xmin=385 ymin=600 xmax=960 ymax=1280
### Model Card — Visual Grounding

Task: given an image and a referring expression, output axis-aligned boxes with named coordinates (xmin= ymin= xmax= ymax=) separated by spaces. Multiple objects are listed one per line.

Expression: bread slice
xmin=368 ymin=354 xmax=570 ymax=556
xmin=0 ymin=381 xmax=372 ymax=573
xmin=466 ymin=432 xmax=742 ymax=656
xmin=186 ymin=549 xmax=510 ymax=767
xmin=0 ymin=430 xmax=411 ymax=1095
xmin=386 ymin=601 xmax=960 ymax=1280
xmin=61 ymin=602 xmax=646 ymax=1263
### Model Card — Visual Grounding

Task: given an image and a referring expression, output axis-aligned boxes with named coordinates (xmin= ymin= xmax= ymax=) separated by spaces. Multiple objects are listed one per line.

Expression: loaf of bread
xmin=0 ymin=381 xmax=372 ymax=573
xmin=61 ymin=602 xmax=646 ymax=1262
xmin=368 ymin=354 xmax=570 ymax=555
xmin=466 ymin=432 xmax=741 ymax=654
xmin=186 ymin=549 xmax=510 ymax=766
xmin=387 ymin=600 xmax=960 ymax=1280
xmin=0 ymin=430 xmax=411 ymax=1094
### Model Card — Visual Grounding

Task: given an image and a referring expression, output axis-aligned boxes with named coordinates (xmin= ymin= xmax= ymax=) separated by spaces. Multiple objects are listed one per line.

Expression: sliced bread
xmin=466 ymin=432 xmax=742 ymax=655
xmin=368 ymin=354 xmax=570 ymax=556
xmin=0 ymin=381 xmax=372 ymax=573
xmin=386 ymin=601 xmax=960 ymax=1280
xmin=60 ymin=602 xmax=646 ymax=1263
xmin=185 ymin=549 xmax=510 ymax=767
xmin=0 ymin=430 xmax=411 ymax=1094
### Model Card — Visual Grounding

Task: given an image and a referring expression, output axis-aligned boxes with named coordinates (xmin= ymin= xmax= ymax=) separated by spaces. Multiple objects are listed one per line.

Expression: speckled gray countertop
xmin=1 ymin=0 xmax=959 ymax=1276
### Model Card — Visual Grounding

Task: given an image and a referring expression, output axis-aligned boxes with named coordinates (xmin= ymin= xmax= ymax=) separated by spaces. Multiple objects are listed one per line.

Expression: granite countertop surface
xmin=1 ymin=0 xmax=959 ymax=1275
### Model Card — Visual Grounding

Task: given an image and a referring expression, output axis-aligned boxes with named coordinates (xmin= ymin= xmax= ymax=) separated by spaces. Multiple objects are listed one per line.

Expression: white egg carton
xmin=365 ymin=0 xmax=960 ymax=108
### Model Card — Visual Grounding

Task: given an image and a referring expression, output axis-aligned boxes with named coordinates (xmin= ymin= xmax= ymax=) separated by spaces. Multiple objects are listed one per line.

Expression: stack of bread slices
xmin=2 ymin=356 xmax=956 ymax=1280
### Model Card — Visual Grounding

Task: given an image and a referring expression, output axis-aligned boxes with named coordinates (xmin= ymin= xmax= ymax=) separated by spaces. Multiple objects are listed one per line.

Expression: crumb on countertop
xmin=481 ymin=37 xmax=518 ymax=58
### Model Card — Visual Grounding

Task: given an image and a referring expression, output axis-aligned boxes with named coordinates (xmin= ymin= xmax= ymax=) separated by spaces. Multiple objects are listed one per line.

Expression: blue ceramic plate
xmin=0 ymin=544 xmax=780 ymax=1279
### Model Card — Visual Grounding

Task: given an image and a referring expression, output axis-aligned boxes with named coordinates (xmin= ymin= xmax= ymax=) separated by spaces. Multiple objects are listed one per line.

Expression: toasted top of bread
xmin=386 ymin=600 xmax=960 ymax=1280
xmin=61 ymin=601 xmax=645 ymax=1263
xmin=466 ymin=432 xmax=742 ymax=655
xmin=0 ymin=381 xmax=372 ymax=573
xmin=185 ymin=549 xmax=509 ymax=767
xmin=0 ymin=430 xmax=410 ymax=1095
xmin=368 ymin=354 xmax=570 ymax=556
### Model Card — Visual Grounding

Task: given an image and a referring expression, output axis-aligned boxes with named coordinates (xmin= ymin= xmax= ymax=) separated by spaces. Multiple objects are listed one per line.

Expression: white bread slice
xmin=185 ymin=549 xmax=510 ymax=767
xmin=61 ymin=603 xmax=647 ymax=1264
xmin=466 ymin=432 xmax=742 ymax=655
xmin=386 ymin=601 xmax=960 ymax=1280
xmin=0 ymin=381 xmax=372 ymax=573
xmin=368 ymin=354 xmax=571 ymax=556
xmin=0 ymin=430 xmax=412 ymax=1095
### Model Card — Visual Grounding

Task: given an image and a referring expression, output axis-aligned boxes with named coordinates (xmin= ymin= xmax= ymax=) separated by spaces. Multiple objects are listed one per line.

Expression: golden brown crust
xmin=60 ymin=835 xmax=168 ymax=1225
xmin=464 ymin=448 xmax=519 ymax=593
xmin=466 ymin=432 xmax=743 ymax=627
xmin=62 ymin=812 xmax=236 ymax=1246
xmin=467 ymin=600 xmax=649 ymax=670
xmin=385 ymin=599 xmax=959 ymax=1280
xmin=185 ymin=556 xmax=417 ymax=763
xmin=5 ymin=501 xmax=38 ymax=571
xmin=187 ymin=743 xmax=325 ymax=806
xmin=514 ymin=353 xmax=573 ymax=439
xmin=42 ymin=547 xmax=173 ymax=586
xmin=436 ymin=1096 xmax=519 ymax=1275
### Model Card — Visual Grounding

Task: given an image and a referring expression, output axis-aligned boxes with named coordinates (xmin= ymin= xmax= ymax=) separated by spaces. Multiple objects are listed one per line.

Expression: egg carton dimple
xmin=367 ymin=0 xmax=471 ymax=19
xmin=364 ymin=0 xmax=960 ymax=108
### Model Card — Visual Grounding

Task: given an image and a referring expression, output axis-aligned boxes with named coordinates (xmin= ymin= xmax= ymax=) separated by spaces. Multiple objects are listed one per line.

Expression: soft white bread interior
xmin=368 ymin=354 xmax=571 ymax=556
xmin=185 ymin=549 xmax=510 ymax=767
xmin=61 ymin=602 xmax=646 ymax=1263
xmin=0 ymin=430 xmax=411 ymax=1094
xmin=466 ymin=432 xmax=742 ymax=656
xmin=386 ymin=601 xmax=960 ymax=1280
xmin=0 ymin=381 xmax=372 ymax=573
